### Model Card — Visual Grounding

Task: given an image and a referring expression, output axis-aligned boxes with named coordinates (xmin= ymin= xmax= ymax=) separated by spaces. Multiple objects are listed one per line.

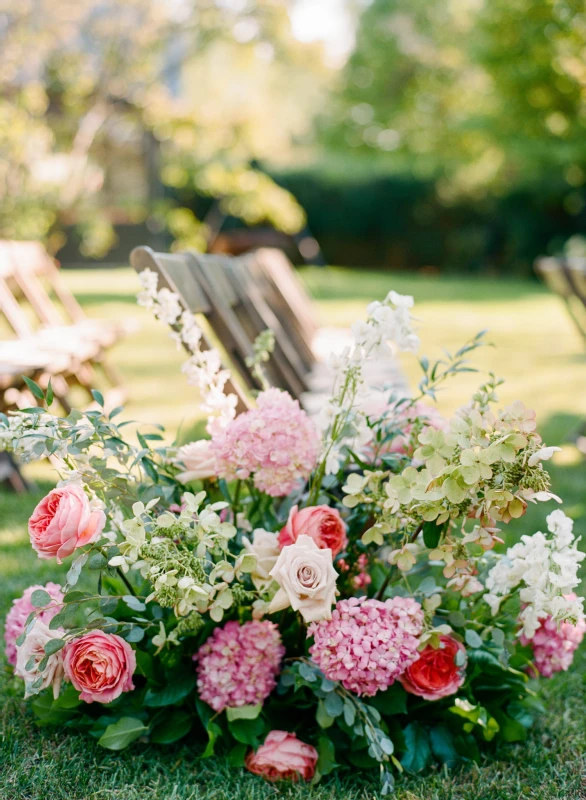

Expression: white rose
xmin=242 ymin=528 xmax=280 ymax=592
xmin=268 ymin=535 xmax=338 ymax=623
xmin=176 ymin=440 xmax=217 ymax=483
xmin=15 ymin=620 xmax=65 ymax=699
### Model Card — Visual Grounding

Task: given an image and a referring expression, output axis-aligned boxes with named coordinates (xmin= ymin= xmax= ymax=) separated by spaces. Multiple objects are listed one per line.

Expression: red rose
xmin=278 ymin=505 xmax=347 ymax=557
xmin=245 ymin=731 xmax=318 ymax=782
xmin=399 ymin=634 xmax=466 ymax=701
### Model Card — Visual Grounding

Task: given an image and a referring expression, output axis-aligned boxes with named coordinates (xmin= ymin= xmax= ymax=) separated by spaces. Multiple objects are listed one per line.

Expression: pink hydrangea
xmin=308 ymin=595 xmax=424 ymax=696
xmin=194 ymin=620 xmax=285 ymax=712
xmin=520 ymin=615 xmax=586 ymax=678
xmin=4 ymin=582 xmax=63 ymax=666
xmin=211 ymin=388 xmax=318 ymax=497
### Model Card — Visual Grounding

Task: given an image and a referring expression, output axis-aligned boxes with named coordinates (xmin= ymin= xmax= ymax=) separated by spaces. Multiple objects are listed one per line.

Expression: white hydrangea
xmin=484 ymin=509 xmax=585 ymax=637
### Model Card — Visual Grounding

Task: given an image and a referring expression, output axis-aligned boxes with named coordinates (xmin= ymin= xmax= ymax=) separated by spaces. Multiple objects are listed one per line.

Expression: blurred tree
xmin=324 ymin=0 xmax=586 ymax=201
xmin=0 ymin=0 xmax=326 ymax=256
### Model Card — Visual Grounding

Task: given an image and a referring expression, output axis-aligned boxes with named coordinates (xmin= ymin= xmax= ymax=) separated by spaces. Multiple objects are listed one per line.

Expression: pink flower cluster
xmin=521 ymin=615 xmax=586 ymax=678
xmin=195 ymin=620 xmax=285 ymax=712
xmin=4 ymin=582 xmax=63 ymax=666
xmin=211 ymin=388 xmax=318 ymax=497
xmin=308 ymin=595 xmax=424 ymax=696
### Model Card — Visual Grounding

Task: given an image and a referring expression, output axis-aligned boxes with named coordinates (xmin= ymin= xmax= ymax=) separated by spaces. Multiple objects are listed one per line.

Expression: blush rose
xmin=268 ymin=535 xmax=338 ymax=623
xmin=63 ymin=631 xmax=136 ymax=703
xmin=399 ymin=634 xmax=466 ymax=701
xmin=245 ymin=730 xmax=318 ymax=782
xmin=176 ymin=440 xmax=217 ymax=483
xmin=28 ymin=484 xmax=106 ymax=563
xmin=278 ymin=505 xmax=347 ymax=557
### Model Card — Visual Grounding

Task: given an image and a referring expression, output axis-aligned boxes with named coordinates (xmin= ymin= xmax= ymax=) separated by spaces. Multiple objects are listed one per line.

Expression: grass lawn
xmin=1 ymin=267 xmax=585 ymax=800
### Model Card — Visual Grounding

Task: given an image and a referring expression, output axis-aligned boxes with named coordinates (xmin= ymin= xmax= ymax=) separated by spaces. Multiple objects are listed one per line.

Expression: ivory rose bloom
xmin=15 ymin=620 xmax=65 ymax=699
xmin=400 ymin=634 xmax=467 ymax=701
xmin=278 ymin=505 xmax=348 ymax=557
xmin=268 ymin=535 xmax=337 ymax=623
xmin=4 ymin=582 xmax=63 ymax=666
xmin=242 ymin=529 xmax=280 ymax=592
xmin=245 ymin=730 xmax=318 ymax=782
xmin=63 ymin=631 xmax=136 ymax=703
xmin=28 ymin=484 xmax=106 ymax=562
xmin=176 ymin=440 xmax=217 ymax=483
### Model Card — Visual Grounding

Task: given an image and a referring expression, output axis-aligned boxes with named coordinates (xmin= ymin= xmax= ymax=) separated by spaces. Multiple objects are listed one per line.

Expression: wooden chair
xmin=129 ymin=247 xmax=251 ymax=413
xmin=0 ymin=240 xmax=126 ymax=408
xmin=535 ymin=256 xmax=586 ymax=342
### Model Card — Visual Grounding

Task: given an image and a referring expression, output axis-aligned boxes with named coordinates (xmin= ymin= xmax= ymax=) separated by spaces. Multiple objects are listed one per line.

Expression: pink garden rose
xmin=245 ymin=731 xmax=318 ymax=782
xmin=176 ymin=440 xmax=217 ymax=484
xmin=63 ymin=631 xmax=136 ymax=703
xmin=4 ymin=582 xmax=63 ymax=666
xmin=28 ymin=484 xmax=106 ymax=562
xmin=278 ymin=505 xmax=348 ymax=557
xmin=400 ymin=634 xmax=466 ymax=701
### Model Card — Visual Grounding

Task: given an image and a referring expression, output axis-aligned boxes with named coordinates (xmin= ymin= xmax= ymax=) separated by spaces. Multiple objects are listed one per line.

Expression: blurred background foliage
xmin=2 ymin=0 xmax=586 ymax=272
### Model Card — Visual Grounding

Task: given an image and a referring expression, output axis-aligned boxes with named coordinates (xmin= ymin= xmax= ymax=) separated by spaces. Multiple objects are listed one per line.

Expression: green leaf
xmin=422 ymin=520 xmax=443 ymax=549
xmin=465 ymin=629 xmax=483 ymax=648
xmin=316 ymin=700 xmax=335 ymax=729
xmin=227 ymin=715 xmax=265 ymax=746
xmin=46 ymin=379 xmax=54 ymax=407
xmin=370 ymin=683 xmax=407 ymax=716
xmin=88 ymin=552 xmax=108 ymax=570
xmin=30 ymin=589 xmax=52 ymax=608
xmin=227 ymin=743 xmax=248 ymax=767
xmin=430 ymin=724 xmax=460 ymax=766
xmin=122 ymin=595 xmax=146 ymax=612
xmin=492 ymin=710 xmax=527 ymax=742
xmin=324 ymin=692 xmax=344 ymax=718
xmin=150 ymin=710 xmax=193 ymax=744
xmin=226 ymin=704 xmax=261 ymax=722
xmin=142 ymin=457 xmax=159 ymax=484
xmin=448 ymin=611 xmax=466 ymax=628
xmin=44 ymin=638 xmax=65 ymax=655
xmin=23 ymin=376 xmax=45 ymax=401
xmin=98 ymin=717 xmax=148 ymax=750
xmin=400 ymin=722 xmax=432 ymax=773
xmin=124 ymin=626 xmax=145 ymax=643
xmin=316 ymin=736 xmax=337 ymax=776
xmin=135 ymin=650 xmax=155 ymax=680
xmin=144 ymin=673 xmax=197 ymax=707
xmin=91 ymin=389 xmax=105 ymax=407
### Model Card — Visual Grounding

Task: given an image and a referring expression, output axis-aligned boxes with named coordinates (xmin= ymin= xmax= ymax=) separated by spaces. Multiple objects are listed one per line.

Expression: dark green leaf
xmin=423 ymin=520 xmax=444 ymax=549
xmin=46 ymin=379 xmax=54 ymax=407
xmin=227 ymin=743 xmax=248 ymax=767
xmin=228 ymin=715 xmax=265 ymax=746
xmin=370 ymin=683 xmax=407 ymax=716
xmin=135 ymin=650 xmax=155 ymax=680
xmin=150 ymin=710 xmax=193 ymax=744
xmin=316 ymin=736 xmax=337 ymax=776
xmin=88 ymin=552 xmax=108 ymax=570
xmin=430 ymin=724 xmax=460 ymax=766
xmin=400 ymin=722 xmax=432 ymax=773
xmin=23 ymin=376 xmax=45 ymax=401
xmin=144 ymin=673 xmax=197 ymax=707
xmin=98 ymin=717 xmax=148 ymax=750
xmin=44 ymin=638 xmax=65 ymax=655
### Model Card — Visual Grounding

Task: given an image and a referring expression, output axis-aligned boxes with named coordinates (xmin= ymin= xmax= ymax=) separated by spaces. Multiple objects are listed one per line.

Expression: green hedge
xmin=269 ymin=167 xmax=586 ymax=275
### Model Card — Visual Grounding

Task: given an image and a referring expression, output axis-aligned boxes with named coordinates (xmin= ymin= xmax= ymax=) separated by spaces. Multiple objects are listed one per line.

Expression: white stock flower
xmin=268 ymin=534 xmax=338 ymax=623
xmin=241 ymin=528 xmax=281 ymax=592
xmin=15 ymin=621 xmax=65 ymax=699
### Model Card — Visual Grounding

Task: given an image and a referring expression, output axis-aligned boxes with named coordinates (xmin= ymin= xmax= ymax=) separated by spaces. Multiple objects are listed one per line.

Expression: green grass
xmin=1 ymin=267 xmax=586 ymax=799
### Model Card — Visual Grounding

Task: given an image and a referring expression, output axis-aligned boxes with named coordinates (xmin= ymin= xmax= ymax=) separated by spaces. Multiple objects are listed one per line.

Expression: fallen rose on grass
xmin=245 ymin=730 xmax=318 ymax=782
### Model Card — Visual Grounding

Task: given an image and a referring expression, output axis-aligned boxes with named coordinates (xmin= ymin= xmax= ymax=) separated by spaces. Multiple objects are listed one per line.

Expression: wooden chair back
xmin=535 ymin=256 xmax=586 ymax=341
xmin=130 ymin=246 xmax=251 ymax=412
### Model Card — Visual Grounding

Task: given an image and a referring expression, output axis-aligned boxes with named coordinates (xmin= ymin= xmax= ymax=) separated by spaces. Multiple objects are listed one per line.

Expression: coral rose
xmin=278 ymin=505 xmax=347 ymax=557
xmin=245 ymin=730 xmax=318 ymax=782
xmin=63 ymin=631 xmax=136 ymax=703
xmin=28 ymin=484 xmax=105 ymax=562
xmin=400 ymin=634 xmax=466 ymax=701
xmin=176 ymin=440 xmax=217 ymax=483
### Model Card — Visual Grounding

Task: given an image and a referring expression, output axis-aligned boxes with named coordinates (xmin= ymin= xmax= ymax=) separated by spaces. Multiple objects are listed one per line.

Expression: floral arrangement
xmin=2 ymin=277 xmax=585 ymax=795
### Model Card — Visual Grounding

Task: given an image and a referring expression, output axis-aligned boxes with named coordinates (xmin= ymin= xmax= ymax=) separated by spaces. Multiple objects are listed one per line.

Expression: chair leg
xmin=0 ymin=453 xmax=30 ymax=493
